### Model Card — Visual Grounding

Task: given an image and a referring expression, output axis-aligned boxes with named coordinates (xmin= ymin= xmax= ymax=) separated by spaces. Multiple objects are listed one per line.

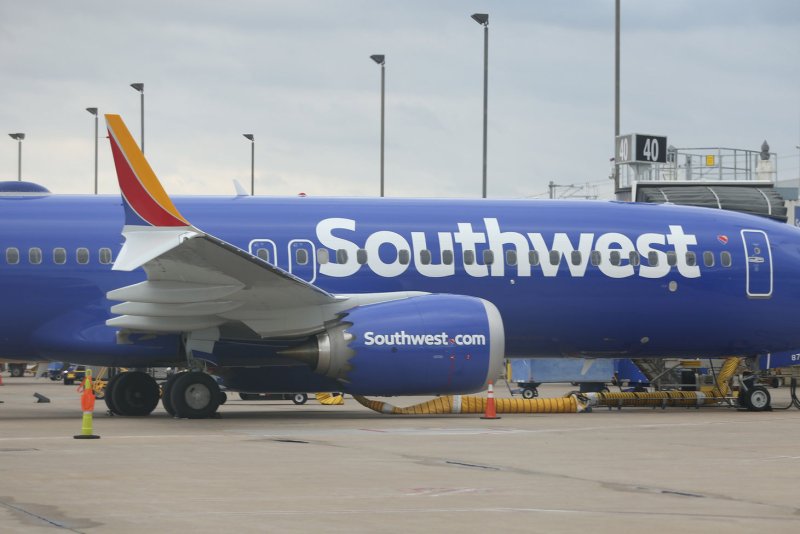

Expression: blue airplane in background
xmin=0 ymin=114 xmax=797 ymax=418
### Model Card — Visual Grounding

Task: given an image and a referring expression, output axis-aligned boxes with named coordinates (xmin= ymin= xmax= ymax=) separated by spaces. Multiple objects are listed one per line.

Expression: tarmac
xmin=1 ymin=376 xmax=800 ymax=533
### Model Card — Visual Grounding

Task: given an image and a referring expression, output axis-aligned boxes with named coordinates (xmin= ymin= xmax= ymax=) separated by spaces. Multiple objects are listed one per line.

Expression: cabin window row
xmin=261 ymin=247 xmax=734 ymax=269
xmin=4 ymin=247 xmax=114 ymax=266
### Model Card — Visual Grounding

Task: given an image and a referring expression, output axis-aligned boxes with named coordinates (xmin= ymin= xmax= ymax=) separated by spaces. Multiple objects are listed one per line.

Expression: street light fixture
xmin=243 ymin=134 xmax=254 ymax=195
xmin=86 ymin=107 xmax=98 ymax=194
xmin=130 ymin=83 xmax=144 ymax=154
xmin=8 ymin=133 xmax=25 ymax=181
xmin=471 ymin=13 xmax=489 ymax=198
xmin=370 ymin=54 xmax=386 ymax=197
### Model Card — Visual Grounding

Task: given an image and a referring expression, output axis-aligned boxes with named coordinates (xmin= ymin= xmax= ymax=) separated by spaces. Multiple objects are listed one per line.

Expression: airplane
xmin=0 ymin=113 xmax=797 ymax=418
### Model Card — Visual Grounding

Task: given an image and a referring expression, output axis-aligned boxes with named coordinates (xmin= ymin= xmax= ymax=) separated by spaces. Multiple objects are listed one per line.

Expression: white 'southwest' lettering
xmin=316 ymin=217 xmax=703 ymax=281
xmin=363 ymin=330 xmax=487 ymax=346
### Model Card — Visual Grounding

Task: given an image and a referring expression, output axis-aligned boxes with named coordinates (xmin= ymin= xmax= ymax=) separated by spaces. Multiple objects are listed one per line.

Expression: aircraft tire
xmin=745 ymin=386 xmax=771 ymax=412
xmin=111 ymin=371 xmax=160 ymax=416
xmin=219 ymin=391 xmax=228 ymax=405
xmin=104 ymin=372 xmax=125 ymax=415
xmin=161 ymin=372 xmax=183 ymax=417
xmin=170 ymin=372 xmax=220 ymax=419
xmin=292 ymin=393 xmax=308 ymax=405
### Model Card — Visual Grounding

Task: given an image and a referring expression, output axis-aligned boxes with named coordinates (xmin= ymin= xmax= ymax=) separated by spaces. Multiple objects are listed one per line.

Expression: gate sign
xmin=616 ymin=134 xmax=667 ymax=164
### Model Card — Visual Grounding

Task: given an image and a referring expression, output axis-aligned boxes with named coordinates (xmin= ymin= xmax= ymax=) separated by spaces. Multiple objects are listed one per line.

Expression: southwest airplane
xmin=0 ymin=114 xmax=796 ymax=418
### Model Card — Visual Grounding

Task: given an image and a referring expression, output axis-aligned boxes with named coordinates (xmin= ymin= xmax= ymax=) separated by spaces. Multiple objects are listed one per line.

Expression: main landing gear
xmin=105 ymin=370 xmax=222 ymax=419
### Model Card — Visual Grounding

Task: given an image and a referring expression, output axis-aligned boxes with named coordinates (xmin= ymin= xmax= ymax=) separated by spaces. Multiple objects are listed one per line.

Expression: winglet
xmin=105 ymin=114 xmax=189 ymax=227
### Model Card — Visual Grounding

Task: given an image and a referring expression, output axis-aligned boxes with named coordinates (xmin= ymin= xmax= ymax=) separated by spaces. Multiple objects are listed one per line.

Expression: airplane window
xmin=506 ymin=250 xmax=517 ymax=266
xmin=609 ymin=251 xmax=621 ymax=266
xmin=464 ymin=250 xmax=475 ymax=265
xmin=357 ymin=249 xmax=368 ymax=265
xmin=398 ymin=250 xmax=410 ymax=265
xmin=647 ymin=251 xmax=659 ymax=266
xmin=685 ymin=251 xmax=696 ymax=267
xmin=317 ymin=248 xmax=329 ymax=264
xmin=419 ymin=250 xmax=432 ymax=265
xmin=442 ymin=250 xmax=454 ymax=265
xmin=590 ymin=250 xmax=601 ymax=266
xmin=703 ymin=251 xmax=715 ymax=267
xmin=549 ymin=250 xmax=560 ymax=266
xmin=99 ymin=248 xmax=112 ymax=265
xmin=76 ymin=247 xmax=89 ymax=265
xmin=629 ymin=251 xmax=640 ymax=267
xmin=571 ymin=251 xmax=581 ymax=266
xmin=721 ymin=251 xmax=732 ymax=267
xmin=53 ymin=248 xmax=67 ymax=265
xmin=256 ymin=248 xmax=270 ymax=262
xmin=483 ymin=250 xmax=494 ymax=265
xmin=336 ymin=249 xmax=348 ymax=264
xmin=666 ymin=251 xmax=677 ymax=267
xmin=29 ymin=247 xmax=42 ymax=265
xmin=296 ymin=248 xmax=309 ymax=265
xmin=6 ymin=247 xmax=19 ymax=265
xmin=529 ymin=250 xmax=540 ymax=266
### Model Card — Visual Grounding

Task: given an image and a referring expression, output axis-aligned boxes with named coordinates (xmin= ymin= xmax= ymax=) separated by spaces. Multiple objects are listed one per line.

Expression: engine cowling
xmin=283 ymin=294 xmax=505 ymax=396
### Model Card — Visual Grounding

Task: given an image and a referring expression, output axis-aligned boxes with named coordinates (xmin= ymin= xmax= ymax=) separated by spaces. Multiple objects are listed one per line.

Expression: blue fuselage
xmin=2 ymin=194 xmax=799 ymax=366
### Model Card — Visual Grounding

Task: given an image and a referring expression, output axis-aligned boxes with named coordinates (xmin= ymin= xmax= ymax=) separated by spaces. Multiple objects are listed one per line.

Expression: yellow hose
xmin=353 ymin=357 xmax=742 ymax=416
xmin=581 ymin=356 xmax=742 ymax=409
xmin=353 ymin=394 xmax=581 ymax=414
xmin=315 ymin=392 xmax=345 ymax=405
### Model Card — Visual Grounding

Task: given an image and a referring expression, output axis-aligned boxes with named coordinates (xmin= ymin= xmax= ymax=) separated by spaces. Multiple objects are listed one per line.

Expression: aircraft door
xmin=741 ymin=230 xmax=772 ymax=298
xmin=288 ymin=239 xmax=317 ymax=283
xmin=249 ymin=239 xmax=277 ymax=266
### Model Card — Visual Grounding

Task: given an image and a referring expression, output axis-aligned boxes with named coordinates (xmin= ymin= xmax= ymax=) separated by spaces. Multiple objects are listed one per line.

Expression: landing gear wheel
xmin=292 ymin=393 xmax=308 ymax=405
xmin=522 ymin=388 xmax=536 ymax=399
xmin=10 ymin=365 xmax=23 ymax=378
xmin=111 ymin=372 xmax=160 ymax=416
xmin=170 ymin=372 xmax=220 ymax=419
xmin=104 ymin=372 xmax=125 ymax=415
xmin=219 ymin=391 xmax=228 ymax=405
xmin=743 ymin=386 xmax=771 ymax=412
xmin=161 ymin=372 xmax=184 ymax=417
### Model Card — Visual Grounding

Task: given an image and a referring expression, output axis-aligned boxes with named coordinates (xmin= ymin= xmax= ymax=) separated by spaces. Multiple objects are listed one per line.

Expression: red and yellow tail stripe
xmin=106 ymin=114 xmax=189 ymax=227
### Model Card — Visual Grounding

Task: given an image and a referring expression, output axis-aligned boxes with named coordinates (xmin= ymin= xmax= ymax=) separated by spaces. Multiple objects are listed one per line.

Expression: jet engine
xmin=282 ymin=294 xmax=505 ymax=395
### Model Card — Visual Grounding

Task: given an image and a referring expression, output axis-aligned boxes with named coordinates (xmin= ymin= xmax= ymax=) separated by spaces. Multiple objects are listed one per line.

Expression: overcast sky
xmin=0 ymin=0 xmax=798 ymax=199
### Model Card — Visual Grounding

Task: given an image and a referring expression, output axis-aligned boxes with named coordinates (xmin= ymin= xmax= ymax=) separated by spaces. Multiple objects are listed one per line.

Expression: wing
xmin=104 ymin=114 xmax=411 ymax=339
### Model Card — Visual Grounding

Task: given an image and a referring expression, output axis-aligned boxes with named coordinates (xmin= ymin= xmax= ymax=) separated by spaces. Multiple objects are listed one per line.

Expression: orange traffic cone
xmin=481 ymin=381 xmax=501 ymax=420
xmin=74 ymin=371 xmax=100 ymax=439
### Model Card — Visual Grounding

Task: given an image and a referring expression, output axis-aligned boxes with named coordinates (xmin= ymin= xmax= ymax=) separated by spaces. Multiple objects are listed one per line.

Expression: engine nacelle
xmin=284 ymin=294 xmax=505 ymax=396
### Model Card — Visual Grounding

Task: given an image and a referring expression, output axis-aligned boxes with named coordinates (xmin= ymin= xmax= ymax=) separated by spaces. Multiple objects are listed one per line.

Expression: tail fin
xmin=105 ymin=114 xmax=189 ymax=227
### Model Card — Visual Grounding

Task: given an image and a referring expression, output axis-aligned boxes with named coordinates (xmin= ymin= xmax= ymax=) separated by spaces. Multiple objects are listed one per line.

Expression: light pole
xmin=86 ymin=108 xmax=98 ymax=194
xmin=370 ymin=54 xmax=386 ymax=197
xmin=614 ymin=0 xmax=621 ymax=193
xmin=471 ymin=13 xmax=489 ymax=198
xmin=130 ymin=83 xmax=144 ymax=154
xmin=8 ymin=133 xmax=25 ymax=181
xmin=243 ymin=134 xmax=254 ymax=195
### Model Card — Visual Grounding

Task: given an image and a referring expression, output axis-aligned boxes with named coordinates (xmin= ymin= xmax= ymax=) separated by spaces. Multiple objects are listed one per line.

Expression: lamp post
xmin=471 ymin=13 xmax=489 ymax=198
xmin=243 ymin=134 xmax=254 ymax=195
xmin=370 ymin=54 xmax=386 ymax=197
xmin=130 ymin=83 xmax=144 ymax=153
xmin=8 ymin=133 xmax=25 ymax=181
xmin=614 ymin=0 xmax=621 ymax=193
xmin=86 ymin=108 xmax=98 ymax=194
